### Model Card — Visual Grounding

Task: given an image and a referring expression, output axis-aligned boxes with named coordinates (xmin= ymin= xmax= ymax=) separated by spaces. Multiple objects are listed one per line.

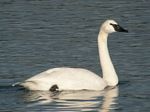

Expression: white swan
xmin=13 ymin=20 xmax=128 ymax=91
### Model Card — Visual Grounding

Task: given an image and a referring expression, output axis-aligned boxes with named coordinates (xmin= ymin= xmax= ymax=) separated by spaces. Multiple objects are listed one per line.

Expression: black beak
xmin=117 ymin=25 xmax=128 ymax=32
xmin=110 ymin=23 xmax=128 ymax=32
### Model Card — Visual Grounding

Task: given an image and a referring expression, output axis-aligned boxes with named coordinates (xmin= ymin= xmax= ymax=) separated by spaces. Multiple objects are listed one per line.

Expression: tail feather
xmin=12 ymin=82 xmax=21 ymax=87
xmin=12 ymin=81 xmax=38 ymax=90
xmin=12 ymin=82 xmax=29 ymax=90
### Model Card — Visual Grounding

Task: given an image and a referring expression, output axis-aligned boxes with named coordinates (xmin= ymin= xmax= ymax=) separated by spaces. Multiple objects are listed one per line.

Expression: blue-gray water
xmin=0 ymin=0 xmax=150 ymax=112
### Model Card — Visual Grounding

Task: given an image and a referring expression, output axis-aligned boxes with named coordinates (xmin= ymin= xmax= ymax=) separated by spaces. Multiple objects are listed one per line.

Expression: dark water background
xmin=0 ymin=0 xmax=150 ymax=111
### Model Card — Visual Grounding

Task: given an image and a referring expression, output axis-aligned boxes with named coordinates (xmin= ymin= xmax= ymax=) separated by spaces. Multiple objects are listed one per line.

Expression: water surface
xmin=0 ymin=0 xmax=150 ymax=111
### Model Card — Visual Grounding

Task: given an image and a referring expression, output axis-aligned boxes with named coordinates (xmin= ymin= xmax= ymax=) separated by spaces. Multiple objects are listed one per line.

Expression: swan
xmin=13 ymin=20 xmax=128 ymax=91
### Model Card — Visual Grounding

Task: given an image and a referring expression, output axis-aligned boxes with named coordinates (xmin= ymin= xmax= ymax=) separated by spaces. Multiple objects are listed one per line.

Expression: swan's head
xmin=101 ymin=20 xmax=128 ymax=34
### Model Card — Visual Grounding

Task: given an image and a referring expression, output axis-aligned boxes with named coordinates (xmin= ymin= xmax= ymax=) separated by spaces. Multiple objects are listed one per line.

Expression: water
xmin=0 ymin=0 xmax=150 ymax=111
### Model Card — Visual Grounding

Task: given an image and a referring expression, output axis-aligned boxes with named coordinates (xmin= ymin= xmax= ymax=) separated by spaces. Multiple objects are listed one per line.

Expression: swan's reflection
xmin=100 ymin=87 xmax=119 ymax=112
xmin=22 ymin=87 xmax=119 ymax=111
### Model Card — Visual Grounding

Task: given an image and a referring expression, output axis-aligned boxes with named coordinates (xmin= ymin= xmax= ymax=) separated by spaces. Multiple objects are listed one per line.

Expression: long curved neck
xmin=98 ymin=30 xmax=118 ymax=86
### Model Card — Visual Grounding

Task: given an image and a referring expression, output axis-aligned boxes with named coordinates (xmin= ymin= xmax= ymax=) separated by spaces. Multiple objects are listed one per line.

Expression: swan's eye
xmin=110 ymin=23 xmax=119 ymax=27
xmin=110 ymin=23 xmax=128 ymax=32
xmin=110 ymin=23 xmax=120 ymax=30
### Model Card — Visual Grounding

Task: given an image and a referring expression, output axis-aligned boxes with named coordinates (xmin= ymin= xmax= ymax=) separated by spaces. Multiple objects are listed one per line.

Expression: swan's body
xmin=20 ymin=67 xmax=106 ymax=91
xmin=13 ymin=20 xmax=128 ymax=91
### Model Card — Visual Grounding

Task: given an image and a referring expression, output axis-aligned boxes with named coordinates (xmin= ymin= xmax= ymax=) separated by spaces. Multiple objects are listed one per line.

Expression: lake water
xmin=0 ymin=0 xmax=150 ymax=111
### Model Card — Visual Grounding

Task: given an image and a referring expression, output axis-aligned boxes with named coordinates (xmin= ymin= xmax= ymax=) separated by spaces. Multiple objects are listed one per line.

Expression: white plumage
xmin=13 ymin=20 xmax=128 ymax=91
xmin=20 ymin=67 xmax=106 ymax=90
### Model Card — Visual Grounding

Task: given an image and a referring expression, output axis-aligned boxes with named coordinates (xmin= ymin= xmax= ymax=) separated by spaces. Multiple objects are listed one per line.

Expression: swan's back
xmin=20 ymin=67 xmax=107 ymax=91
